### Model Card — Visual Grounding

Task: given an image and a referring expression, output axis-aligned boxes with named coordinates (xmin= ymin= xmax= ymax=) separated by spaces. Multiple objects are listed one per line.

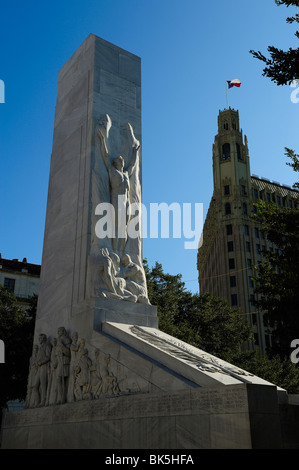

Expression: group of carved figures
xmin=25 ymin=327 xmax=120 ymax=409
xmin=97 ymin=249 xmax=149 ymax=304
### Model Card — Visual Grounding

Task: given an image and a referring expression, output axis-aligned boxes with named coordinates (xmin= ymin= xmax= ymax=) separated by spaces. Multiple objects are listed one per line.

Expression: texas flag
xmin=227 ymin=79 xmax=241 ymax=88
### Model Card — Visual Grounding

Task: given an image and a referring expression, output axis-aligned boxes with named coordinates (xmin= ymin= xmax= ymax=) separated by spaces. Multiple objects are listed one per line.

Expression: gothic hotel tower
xmin=197 ymin=108 xmax=298 ymax=351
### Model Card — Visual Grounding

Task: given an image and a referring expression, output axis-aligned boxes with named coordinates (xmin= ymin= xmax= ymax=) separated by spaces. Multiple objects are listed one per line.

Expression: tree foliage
xmin=0 ymin=287 xmax=36 ymax=410
xmin=144 ymin=260 xmax=253 ymax=361
xmin=285 ymin=147 xmax=299 ymax=188
xmin=252 ymin=200 xmax=299 ymax=358
xmin=250 ymin=0 xmax=299 ymax=85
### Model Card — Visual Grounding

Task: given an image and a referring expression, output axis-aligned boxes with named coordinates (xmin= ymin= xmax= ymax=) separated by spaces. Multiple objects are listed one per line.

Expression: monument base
xmin=1 ymin=320 xmax=293 ymax=449
xmin=1 ymin=384 xmax=282 ymax=449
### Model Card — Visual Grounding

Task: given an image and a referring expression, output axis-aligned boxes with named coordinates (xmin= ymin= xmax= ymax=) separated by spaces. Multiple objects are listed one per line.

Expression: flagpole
xmin=226 ymin=81 xmax=229 ymax=109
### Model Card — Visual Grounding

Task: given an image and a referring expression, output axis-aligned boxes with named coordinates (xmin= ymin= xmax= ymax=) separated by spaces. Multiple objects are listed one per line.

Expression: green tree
xmin=252 ymin=200 xmax=299 ymax=359
xmin=285 ymin=147 xmax=299 ymax=188
xmin=250 ymin=0 xmax=299 ymax=85
xmin=233 ymin=350 xmax=299 ymax=394
xmin=144 ymin=260 xmax=254 ymax=361
xmin=0 ymin=287 xmax=36 ymax=411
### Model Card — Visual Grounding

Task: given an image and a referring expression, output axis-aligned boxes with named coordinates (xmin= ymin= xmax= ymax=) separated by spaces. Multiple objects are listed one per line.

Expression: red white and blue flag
xmin=227 ymin=79 xmax=241 ymax=88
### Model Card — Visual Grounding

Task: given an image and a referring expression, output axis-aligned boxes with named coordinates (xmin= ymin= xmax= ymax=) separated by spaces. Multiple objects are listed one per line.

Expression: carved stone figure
xmin=56 ymin=327 xmax=71 ymax=404
xmin=121 ymin=254 xmax=149 ymax=304
xmin=100 ymin=354 xmax=121 ymax=396
xmin=46 ymin=337 xmax=58 ymax=406
xmin=98 ymin=115 xmax=140 ymax=256
xmin=90 ymin=349 xmax=103 ymax=399
xmin=97 ymin=248 xmax=137 ymax=302
xmin=67 ymin=332 xmax=79 ymax=403
xmin=25 ymin=344 xmax=39 ymax=408
xmin=34 ymin=334 xmax=51 ymax=407
xmin=74 ymin=347 xmax=93 ymax=401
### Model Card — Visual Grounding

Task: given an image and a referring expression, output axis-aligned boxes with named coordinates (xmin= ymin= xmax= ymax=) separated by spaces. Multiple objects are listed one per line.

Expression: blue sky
xmin=0 ymin=0 xmax=298 ymax=293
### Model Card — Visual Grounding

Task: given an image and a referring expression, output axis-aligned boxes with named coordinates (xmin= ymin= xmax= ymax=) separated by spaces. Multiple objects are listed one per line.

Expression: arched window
xmin=222 ymin=143 xmax=231 ymax=160
xmin=224 ymin=122 xmax=228 ymax=130
xmin=225 ymin=202 xmax=231 ymax=215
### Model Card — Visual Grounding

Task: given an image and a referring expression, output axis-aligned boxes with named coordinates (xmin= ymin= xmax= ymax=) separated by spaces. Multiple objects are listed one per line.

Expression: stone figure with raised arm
xmin=98 ymin=114 xmax=140 ymax=255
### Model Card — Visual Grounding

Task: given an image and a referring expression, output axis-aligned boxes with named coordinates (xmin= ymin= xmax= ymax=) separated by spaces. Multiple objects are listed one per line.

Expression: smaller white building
xmin=0 ymin=255 xmax=40 ymax=307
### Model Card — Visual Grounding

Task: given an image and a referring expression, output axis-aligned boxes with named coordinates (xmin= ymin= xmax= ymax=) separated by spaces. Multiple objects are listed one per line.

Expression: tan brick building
xmin=197 ymin=108 xmax=299 ymax=351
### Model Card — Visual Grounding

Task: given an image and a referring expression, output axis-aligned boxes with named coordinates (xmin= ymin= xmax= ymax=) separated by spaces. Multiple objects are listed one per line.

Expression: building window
xmin=256 ymin=244 xmax=261 ymax=254
xmin=228 ymin=241 xmax=234 ymax=252
xmin=231 ymin=294 xmax=238 ymax=306
xmin=241 ymin=185 xmax=247 ymax=195
xmin=244 ymin=225 xmax=249 ymax=236
xmin=4 ymin=278 xmax=15 ymax=293
xmin=246 ymin=241 xmax=251 ymax=253
xmin=230 ymin=276 xmax=236 ymax=287
xmin=242 ymin=202 xmax=248 ymax=215
xmin=225 ymin=202 xmax=231 ymax=215
xmin=224 ymin=185 xmax=230 ymax=195
xmin=224 ymin=122 xmax=228 ymax=130
xmin=254 ymin=227 xmax=259 ymax=238
xmin=226 ymin=224 xmax=233 ymax=235
xmin=229 ymin=258 xmax=235 ymax=269
xmin=222 ymin=143 xmax=231 ymax=160
xmin=247 ymin=259 xmax=252 ymax=268
xmin=289 ymin=199 xmax=293 ymax=209
xmin=249 ymin=276 xmax=254 ymax=288
xmin=266 ymin=192 xmax=271 ymax=203
xmin=253 ymin=188 xmax=258 ymax=199
xmin=277 ymin=195 xmax=281 ymax=206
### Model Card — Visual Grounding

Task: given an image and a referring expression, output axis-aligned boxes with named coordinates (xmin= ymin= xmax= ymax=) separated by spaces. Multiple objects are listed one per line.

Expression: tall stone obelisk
xmin=35 ymin=34 xmax=157 ymax=341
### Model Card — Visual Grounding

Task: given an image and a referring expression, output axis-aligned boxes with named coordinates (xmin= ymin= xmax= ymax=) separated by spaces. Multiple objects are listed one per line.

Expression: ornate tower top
xmin=217 ymin=107 xmax=240 ymax=134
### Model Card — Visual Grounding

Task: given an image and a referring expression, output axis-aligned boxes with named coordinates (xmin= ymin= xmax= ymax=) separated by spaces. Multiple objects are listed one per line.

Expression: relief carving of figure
xmin=98 ymin=114 xmax=140 ymax=256
xmin=56 ymin=327 xmax=71 ymax=404
xmin=90 ymin=349 xmax=103 ymax=399
xmin=97 ymin=248 xmax=137 ymax=302
xmin=67 ymin=332 xmax=79 ymax=403
xmin=33 ymin=334 xmax=51 ymax=407
xmin=25 ymin=344 xmax=39 ymax=408
xmin=46 ymin=337 xmax=58 ymax=406
xmin=121 ymin=254 xmax=149 ymax=304
xmin=100 ymin=353 xmax=121 ymax=396
xmin=74 ymin=346 xmax=93 ymax=401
